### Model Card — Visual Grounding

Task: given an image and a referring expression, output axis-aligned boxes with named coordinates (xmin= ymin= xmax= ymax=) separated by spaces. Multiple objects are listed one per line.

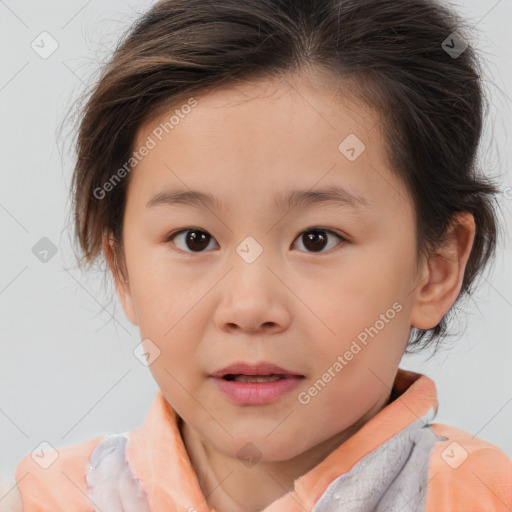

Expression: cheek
xmin=303 ymin=259 xmax=411 ymax=375
xmin=304 ymin=261 xmax=396 ymax=335
xmin=125 ymin=253 xmax=201 ymax=333
xmin=145 ymin=336 xmax=203 ymax=411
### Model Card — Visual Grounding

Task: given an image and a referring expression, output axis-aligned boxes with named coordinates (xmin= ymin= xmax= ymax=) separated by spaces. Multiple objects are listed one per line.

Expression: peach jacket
xmin=15 ymin=369 xmax=512 ymax=511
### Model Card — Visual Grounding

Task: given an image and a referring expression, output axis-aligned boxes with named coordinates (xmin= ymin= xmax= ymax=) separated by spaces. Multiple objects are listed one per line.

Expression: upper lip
xmin=210 ymin=361 xmax=304 ymax=378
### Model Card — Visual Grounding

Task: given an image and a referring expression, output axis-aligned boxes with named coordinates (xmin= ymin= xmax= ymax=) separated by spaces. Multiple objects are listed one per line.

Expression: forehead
xmin=136 ymin=72 xmax=379 ymax=148
xmin=127 ymin=73 xmax=411 ymax=221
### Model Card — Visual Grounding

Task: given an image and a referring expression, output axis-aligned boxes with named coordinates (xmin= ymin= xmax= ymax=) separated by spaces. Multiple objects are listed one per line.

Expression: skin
xmin=104 ymin=70 xmax=475 ymax=512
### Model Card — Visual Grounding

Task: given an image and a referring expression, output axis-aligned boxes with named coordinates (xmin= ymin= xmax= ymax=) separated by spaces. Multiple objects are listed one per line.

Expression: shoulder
xmin=426 ymin=422 xmax=512 ymax=511
xmin=14 ymin=434 xmax=107 ymax=512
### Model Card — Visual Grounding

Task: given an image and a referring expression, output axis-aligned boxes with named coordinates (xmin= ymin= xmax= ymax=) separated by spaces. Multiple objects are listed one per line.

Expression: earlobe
xmin=102 ymin=232 xmax=139 ymax=326
xmin=410 ymin=212 xmax=476 ymax=330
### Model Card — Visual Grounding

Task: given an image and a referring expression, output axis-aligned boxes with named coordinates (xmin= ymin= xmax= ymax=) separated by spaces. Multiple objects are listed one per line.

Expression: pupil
xmin=304 ymin=230 xmax=327 ymax=252
xmin=186 ymin=230 xmax=210 ymax=251
xmin=184 ymin=229 xmax=328 ymax=252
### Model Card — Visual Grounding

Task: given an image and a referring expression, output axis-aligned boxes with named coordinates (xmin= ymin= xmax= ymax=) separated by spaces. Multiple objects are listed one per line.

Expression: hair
xmin=68 ymin=0 xmax=504 ymax=353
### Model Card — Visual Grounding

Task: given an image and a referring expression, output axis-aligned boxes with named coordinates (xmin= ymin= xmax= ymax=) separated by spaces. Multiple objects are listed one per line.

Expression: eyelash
xmin=164 ymin=227 xmax=349 ymax=255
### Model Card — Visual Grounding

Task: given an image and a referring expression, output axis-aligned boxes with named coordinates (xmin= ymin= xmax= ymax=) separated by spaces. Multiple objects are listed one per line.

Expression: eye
xmin=166 ymin=228 xmax=219 ymax=253
xmin=165 ymin=227 xmax=348 ymax=254
xmin=292 ymin=228 xmax=347 ymax=253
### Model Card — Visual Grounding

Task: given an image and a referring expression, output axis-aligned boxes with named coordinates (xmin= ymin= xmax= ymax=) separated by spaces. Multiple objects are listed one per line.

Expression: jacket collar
xmin=126 ymin=368 xmax=438 ymax=511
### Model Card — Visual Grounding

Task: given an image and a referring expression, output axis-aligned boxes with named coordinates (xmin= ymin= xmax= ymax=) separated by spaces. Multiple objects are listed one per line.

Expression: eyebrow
xmin=145 ymin=185 xmax=371 ymax=213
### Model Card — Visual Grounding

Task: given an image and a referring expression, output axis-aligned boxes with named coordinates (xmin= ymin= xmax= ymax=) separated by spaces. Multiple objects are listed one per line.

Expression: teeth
xmin=229 ymin=374 xmax=284 ymax=383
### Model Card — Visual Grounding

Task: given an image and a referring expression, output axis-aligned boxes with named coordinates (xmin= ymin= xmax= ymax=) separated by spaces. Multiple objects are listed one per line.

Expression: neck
xmin=179 ymin=392 xmax=390 ymax=512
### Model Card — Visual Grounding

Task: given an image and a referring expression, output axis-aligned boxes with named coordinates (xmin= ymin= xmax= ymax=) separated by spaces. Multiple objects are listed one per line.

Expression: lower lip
xmin=211 ymin=376 xmax=304 ymax=405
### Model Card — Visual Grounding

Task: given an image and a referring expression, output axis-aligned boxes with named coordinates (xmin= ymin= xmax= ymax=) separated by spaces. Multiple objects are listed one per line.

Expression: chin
xmin=0 ymin=473 xmax=23 ymax=512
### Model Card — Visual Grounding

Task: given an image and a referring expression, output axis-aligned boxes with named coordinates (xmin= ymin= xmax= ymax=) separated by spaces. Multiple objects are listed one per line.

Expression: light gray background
xmin=1 ymin=0 xmax=511 ymax=479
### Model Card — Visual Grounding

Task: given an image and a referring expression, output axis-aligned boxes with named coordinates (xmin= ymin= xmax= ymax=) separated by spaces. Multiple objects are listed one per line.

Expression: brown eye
xmin=166 ymin=226 xmax=347 ymax=255
xmin=293 ymin=228 xmax=346 ymax=253
xmin=167 ymin=228 xmax=217 ymax=253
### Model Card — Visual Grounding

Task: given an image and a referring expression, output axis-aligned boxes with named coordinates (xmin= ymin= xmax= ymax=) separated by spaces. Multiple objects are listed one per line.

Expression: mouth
xmin=222 ymin=374 xmax=289 ymax=383
xmin=211 ymin=361 xmax=304 ymax=380
xmin=209 ymin=361 xmax=305 ymax=405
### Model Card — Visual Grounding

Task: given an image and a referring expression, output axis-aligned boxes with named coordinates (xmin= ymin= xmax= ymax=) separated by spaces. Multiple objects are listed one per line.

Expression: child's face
xmin=114 ymin=72 xmax=426 ymax=461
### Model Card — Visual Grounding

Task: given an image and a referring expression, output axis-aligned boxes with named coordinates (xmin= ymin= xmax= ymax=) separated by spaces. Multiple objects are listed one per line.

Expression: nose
xmin=213 ymin=258 xmax=291 ymax=335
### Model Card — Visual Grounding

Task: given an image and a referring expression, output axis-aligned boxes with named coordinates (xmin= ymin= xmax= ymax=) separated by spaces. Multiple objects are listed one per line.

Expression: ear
xmin=410 ymin=212 xmax=476 ymax=330
xmin=102 ymin=232 xmax=138 ymax=326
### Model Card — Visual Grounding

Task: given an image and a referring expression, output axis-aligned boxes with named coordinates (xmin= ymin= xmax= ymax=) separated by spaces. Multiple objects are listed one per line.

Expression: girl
xmin=10 ymin=0 xmax=512 ymax=510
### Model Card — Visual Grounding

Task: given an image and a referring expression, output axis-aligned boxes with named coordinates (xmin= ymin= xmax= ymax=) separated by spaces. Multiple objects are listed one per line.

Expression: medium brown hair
xmin=68 ymin=0 xmax=504 ymax=353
